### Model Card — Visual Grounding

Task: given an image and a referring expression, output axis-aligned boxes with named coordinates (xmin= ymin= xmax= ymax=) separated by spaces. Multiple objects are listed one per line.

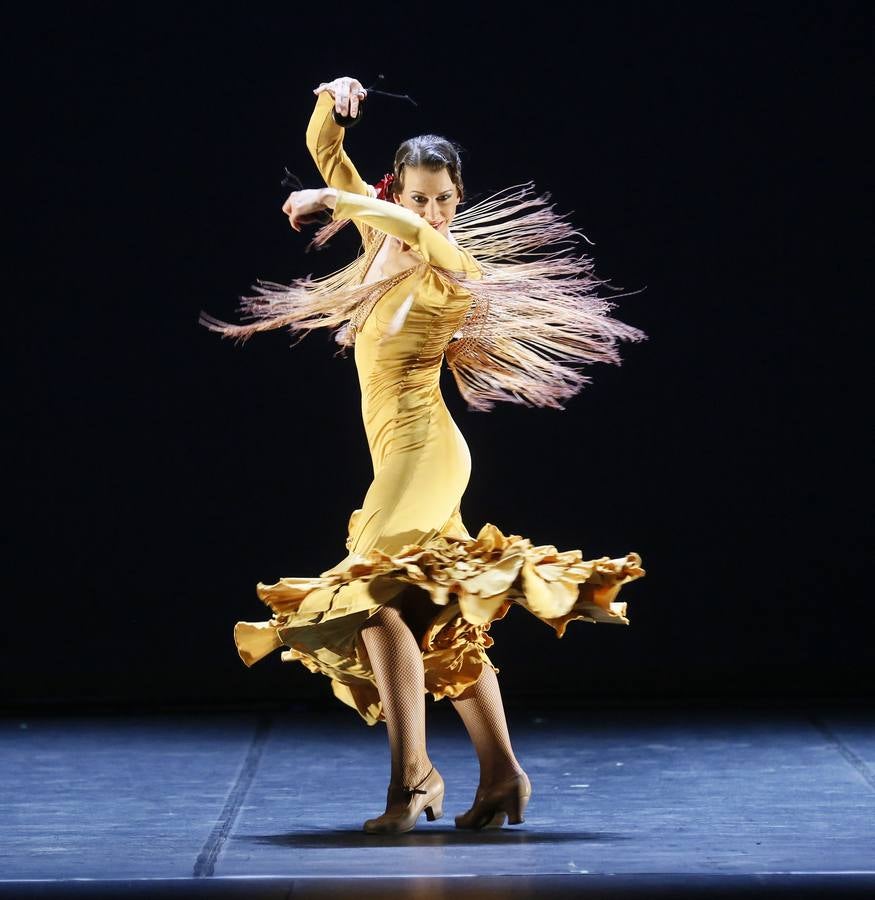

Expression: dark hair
xmin=391 ymin=135 xmax=464 ymax=201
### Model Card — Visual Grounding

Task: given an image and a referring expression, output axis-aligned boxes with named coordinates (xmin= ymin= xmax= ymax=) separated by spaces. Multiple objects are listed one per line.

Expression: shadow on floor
xmin=236 ymin=828 xmax=629 ymax=848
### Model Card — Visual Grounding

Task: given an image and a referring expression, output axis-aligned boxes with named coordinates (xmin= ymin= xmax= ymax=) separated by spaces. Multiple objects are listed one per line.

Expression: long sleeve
xmin=306 ymin=92 xmax=369 ymax=196
xmin=333 ymin=189 xmax=482 ymax=277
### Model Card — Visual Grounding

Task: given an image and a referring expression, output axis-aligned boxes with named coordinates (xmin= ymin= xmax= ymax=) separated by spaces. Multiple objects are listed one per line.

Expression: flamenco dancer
xmin=200 ymin=75 xmax=646 ymax=834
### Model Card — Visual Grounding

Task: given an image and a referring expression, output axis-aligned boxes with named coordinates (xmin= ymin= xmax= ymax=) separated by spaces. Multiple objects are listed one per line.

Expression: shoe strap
xmin=402 ymin=766 xmax=435 ymax=797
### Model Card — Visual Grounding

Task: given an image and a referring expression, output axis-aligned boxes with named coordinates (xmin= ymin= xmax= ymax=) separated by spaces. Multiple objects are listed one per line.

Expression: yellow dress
xmin=231 ymin=93 xmax=645 ymax=725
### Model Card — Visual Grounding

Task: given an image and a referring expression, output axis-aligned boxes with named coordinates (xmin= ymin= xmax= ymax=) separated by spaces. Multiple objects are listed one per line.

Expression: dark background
xmin=6 ymin=2 xmax=872 ymax=713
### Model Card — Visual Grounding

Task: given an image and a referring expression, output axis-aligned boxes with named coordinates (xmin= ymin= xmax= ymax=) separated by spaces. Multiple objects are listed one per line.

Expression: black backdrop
xmin=6 ymin=3 xmax=872 ymax=712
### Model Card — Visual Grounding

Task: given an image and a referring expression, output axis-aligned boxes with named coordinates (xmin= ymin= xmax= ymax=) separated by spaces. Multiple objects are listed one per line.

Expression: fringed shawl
xmin=198 ymin=182 xmax=646 ymax=411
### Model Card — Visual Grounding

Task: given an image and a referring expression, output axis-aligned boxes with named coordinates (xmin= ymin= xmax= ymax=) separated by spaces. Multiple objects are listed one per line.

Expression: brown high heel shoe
xmin=454 ymin=771 xmax=531 ymax=830
xmin=362 ymin=766 xmax=444 ymax=834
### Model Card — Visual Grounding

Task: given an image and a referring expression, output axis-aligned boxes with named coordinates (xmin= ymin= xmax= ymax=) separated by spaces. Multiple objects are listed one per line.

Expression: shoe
xmin=362 ymin=766 xmax=444 ymax=834
xmin=454 ymin=770 xmax=531 ymax=829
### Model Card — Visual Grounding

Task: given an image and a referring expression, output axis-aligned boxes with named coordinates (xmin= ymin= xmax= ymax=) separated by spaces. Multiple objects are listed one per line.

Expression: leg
xmin=358 ymin=604 xmax=444 ymax=832
xmin=451 ymin=663 xmax=525 ymax=787
xmin=451 ymin=663 xmax=531 ymax=829
xmin=359 ymin=604 xmax=437 ymax=812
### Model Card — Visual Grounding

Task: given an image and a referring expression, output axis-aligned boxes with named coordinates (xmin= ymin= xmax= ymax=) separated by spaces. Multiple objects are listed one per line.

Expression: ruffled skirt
xmin=233 ymin=519 xmax=644 ymax=725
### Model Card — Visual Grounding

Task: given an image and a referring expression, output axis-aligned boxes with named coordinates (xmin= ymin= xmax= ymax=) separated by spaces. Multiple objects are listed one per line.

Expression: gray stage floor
xmin=1 ymin=704 xmax=873 ymax=897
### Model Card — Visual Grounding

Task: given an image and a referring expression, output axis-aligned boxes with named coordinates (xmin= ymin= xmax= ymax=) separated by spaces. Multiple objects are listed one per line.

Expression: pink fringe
xmin=440 ymin=183 xmax=646 ymax=410
xmin=199 ymin=182 xmax=646 ymax=410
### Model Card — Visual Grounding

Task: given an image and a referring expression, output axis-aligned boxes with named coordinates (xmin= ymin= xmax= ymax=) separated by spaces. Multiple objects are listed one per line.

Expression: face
xmin=394 ymin=167 xmax=460 ymax=236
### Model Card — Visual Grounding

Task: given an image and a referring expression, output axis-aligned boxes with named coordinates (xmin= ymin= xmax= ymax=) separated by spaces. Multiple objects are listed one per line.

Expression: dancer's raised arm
xmin=306 ymin=77 xmax=369 ymax=196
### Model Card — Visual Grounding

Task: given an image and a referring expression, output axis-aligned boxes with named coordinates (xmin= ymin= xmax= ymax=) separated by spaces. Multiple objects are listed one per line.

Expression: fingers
xmin=281 ymin=191 xmax=299 ymax=231
xmin=312 ymin=77 xmax=366 ymax=118
xmin=349 ymin=79 xmax=365 ymax=118
xmin=281 ymin=189 xmax=326 ymax=232
xmin=334 ymin=77 xmax=356 ymax=118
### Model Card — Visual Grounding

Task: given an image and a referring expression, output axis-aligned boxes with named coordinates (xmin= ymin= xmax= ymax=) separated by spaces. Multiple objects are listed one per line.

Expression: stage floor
xmin=1 ymin=704 xmax=873 ymax=897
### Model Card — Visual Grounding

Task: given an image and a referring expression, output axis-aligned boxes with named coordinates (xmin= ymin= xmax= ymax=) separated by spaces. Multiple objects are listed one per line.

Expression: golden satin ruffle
xmin=234 ymin=519 xmax=644 ymax=725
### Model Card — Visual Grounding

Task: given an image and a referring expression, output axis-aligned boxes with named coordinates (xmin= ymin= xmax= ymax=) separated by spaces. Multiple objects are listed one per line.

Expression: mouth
xmin=428 ymin=220 xmax=445 ymax=229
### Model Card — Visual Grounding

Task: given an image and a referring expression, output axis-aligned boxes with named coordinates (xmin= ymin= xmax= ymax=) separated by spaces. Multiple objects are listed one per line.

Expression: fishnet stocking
xmin=359 ymin=604 xmax=433 ymax=791
xmin=451 ymin=663 xmax=524 ymax=788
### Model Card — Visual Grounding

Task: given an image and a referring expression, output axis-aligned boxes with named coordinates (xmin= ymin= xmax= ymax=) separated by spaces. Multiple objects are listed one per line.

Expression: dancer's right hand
xmin=282 ymin=188 xmax=337 ymax=232
xmin=313 ymin=76 xmax=367 ymax=119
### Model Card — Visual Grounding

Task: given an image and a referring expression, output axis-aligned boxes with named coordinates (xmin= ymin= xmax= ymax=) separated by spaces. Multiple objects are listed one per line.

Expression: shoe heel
xmin=425 ymin=789 xmax=444 ymax=821
xmin=504 ymin=787 xmax=531 ymax=825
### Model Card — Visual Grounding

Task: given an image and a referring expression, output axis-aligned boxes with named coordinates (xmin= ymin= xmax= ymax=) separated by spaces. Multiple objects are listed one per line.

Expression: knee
xmin=453 ymin=662 xmax=496 ymax=701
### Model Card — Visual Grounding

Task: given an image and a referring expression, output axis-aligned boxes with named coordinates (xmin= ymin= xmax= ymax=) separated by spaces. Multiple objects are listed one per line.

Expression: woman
xmin=200 ymin=75 xmax=646 ymax=834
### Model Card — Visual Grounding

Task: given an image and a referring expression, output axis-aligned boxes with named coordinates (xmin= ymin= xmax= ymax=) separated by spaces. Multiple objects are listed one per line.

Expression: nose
xmin=424 ymin=199 xmax=439 ymax=222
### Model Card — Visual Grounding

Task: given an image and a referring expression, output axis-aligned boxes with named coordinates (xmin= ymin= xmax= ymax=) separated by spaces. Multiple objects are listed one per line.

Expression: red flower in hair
xmin=374 ymin=173 xmax=395 ymax=200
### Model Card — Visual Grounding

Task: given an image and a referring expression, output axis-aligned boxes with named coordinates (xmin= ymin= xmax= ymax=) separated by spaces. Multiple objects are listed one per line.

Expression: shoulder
xmin=444 ymin=231 xmax=484 ymax=279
